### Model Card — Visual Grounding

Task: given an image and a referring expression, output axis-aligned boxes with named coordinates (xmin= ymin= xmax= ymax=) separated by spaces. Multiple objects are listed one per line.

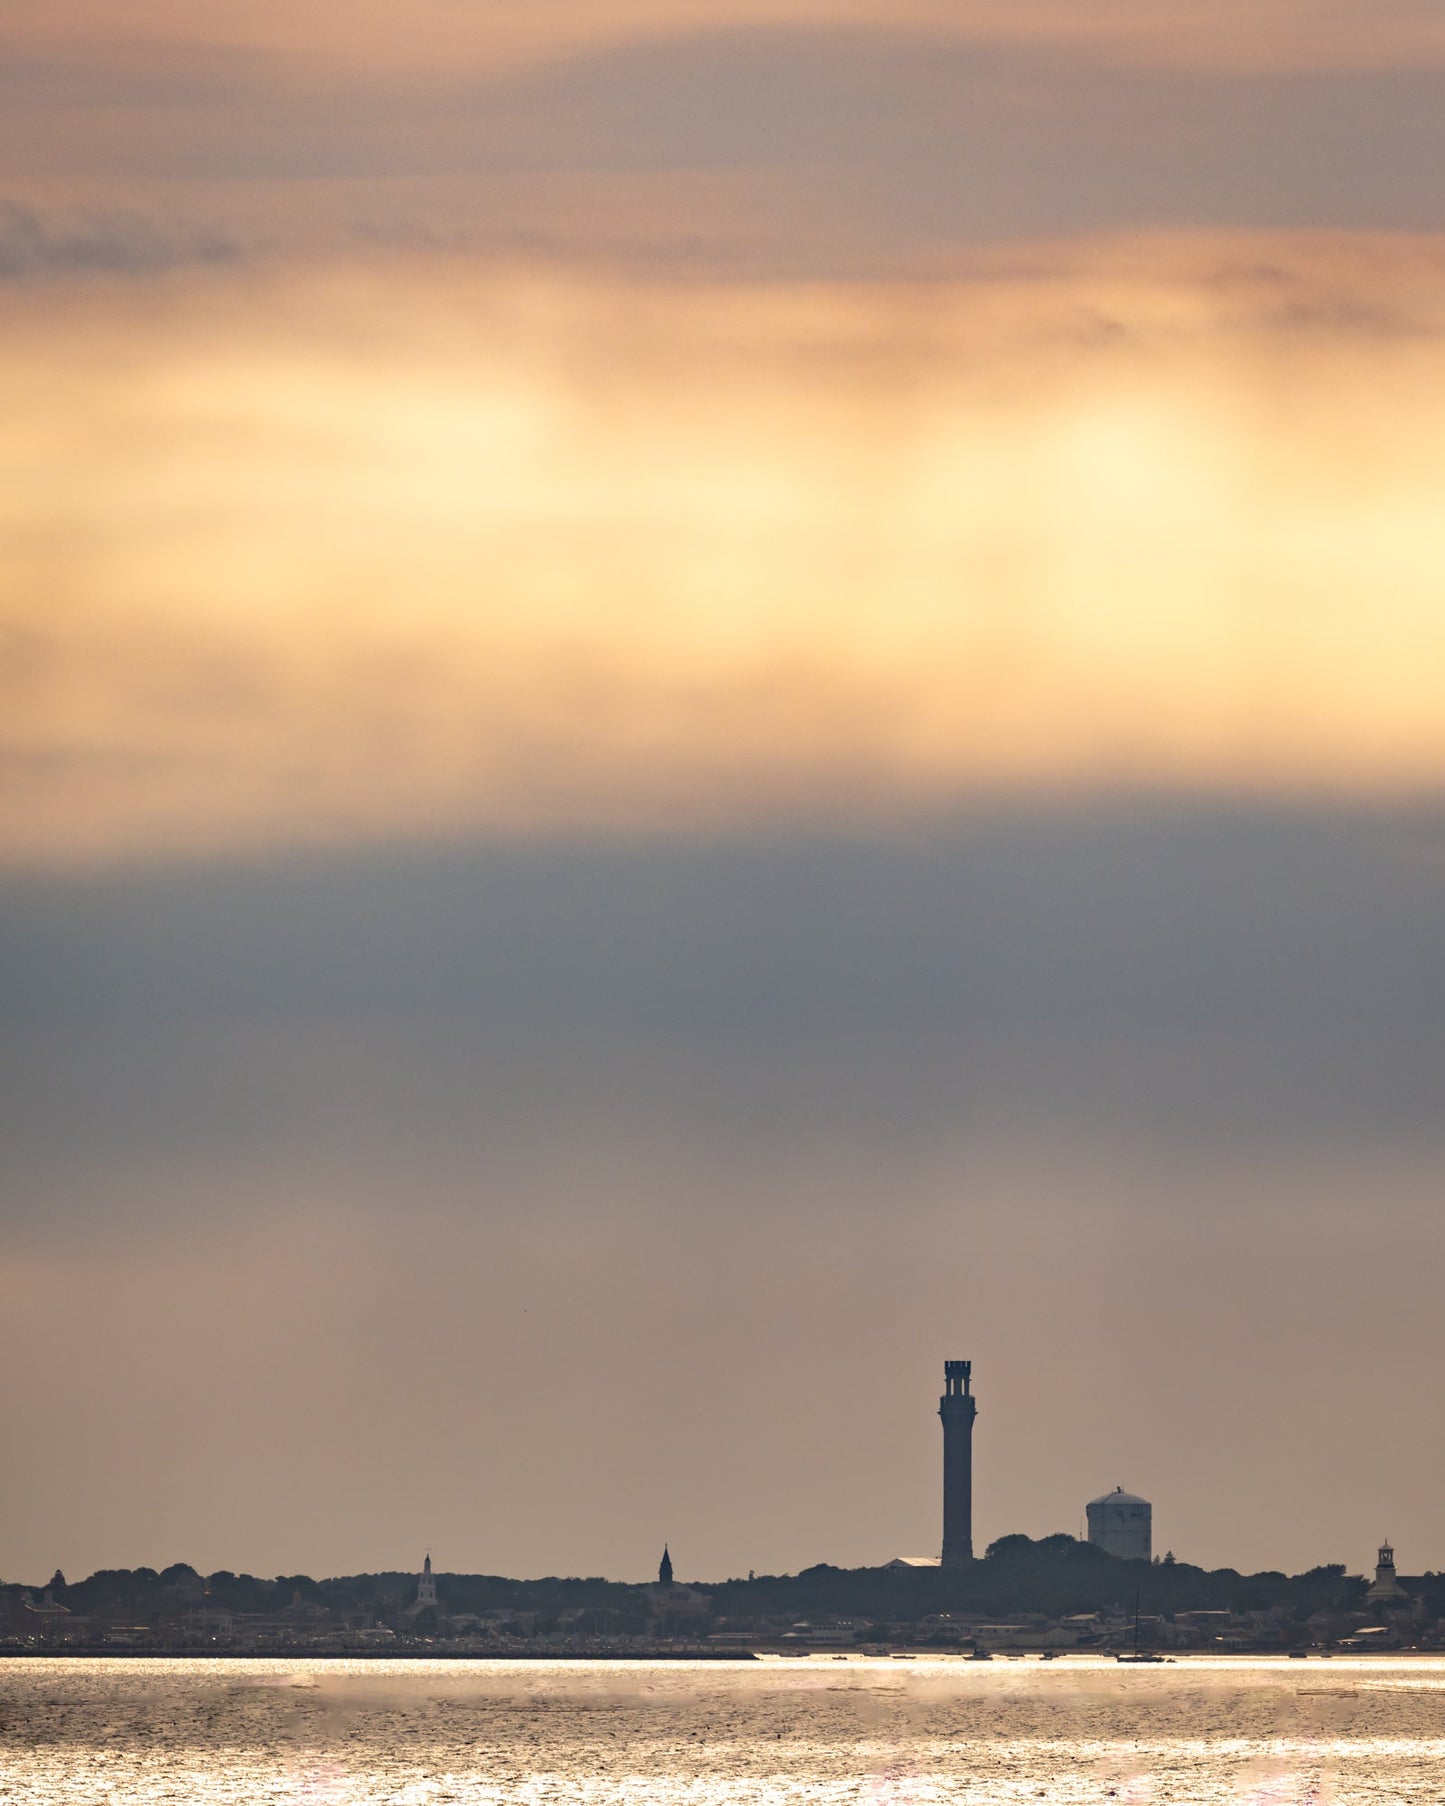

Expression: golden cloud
xmin=5 ymin=234 xmax=1445 ymax=864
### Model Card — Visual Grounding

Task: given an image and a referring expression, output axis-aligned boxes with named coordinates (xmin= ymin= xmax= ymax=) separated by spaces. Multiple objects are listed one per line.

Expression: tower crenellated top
xmin=942 ymin=1360 xmax=972 ymax=1398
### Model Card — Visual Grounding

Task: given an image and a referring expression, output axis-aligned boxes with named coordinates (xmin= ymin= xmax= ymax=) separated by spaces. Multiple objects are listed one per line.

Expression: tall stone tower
xmin=939 ymin=1359 xmax=977 ymax=1565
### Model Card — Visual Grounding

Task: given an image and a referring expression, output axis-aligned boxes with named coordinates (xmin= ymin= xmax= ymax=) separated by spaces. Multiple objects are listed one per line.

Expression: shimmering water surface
xmin=3 ymin=1656 xmax=1443 ymax=1805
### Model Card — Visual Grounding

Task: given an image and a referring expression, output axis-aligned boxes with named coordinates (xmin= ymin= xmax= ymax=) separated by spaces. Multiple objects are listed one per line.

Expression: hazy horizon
xmin=7 ymin=799 xmax=1444 ymax=1584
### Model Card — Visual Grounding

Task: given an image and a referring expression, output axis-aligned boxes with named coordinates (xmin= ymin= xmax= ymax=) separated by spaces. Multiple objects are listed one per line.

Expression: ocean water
xmin=1 ymin=1655 xmax=1442 ymax=1805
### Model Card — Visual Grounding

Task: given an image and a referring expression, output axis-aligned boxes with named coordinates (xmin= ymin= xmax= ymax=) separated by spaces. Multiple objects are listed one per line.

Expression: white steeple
xmin=1367 ymin=1540 xmax=1406 ymax=1604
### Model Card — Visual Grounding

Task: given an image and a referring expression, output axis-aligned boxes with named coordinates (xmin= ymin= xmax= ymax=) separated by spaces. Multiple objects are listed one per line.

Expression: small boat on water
xmin=966 ymin=1647 xmax=993 ymax=1662
xmin=1115 ymin=1589 xmax=1167 ymax=1664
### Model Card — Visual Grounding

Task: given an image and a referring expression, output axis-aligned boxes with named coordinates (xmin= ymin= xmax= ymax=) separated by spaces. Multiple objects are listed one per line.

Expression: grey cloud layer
xmin=477 ymin=31 xmax=1445 ymax=229
xmin=4 ymin=30 xmax=1444 ymax=263
xmin=6 ymin=801 xmax=1445 ymax=1165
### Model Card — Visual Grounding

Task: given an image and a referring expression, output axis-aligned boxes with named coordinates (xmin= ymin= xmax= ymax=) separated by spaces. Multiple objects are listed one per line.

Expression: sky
xmin=3 ymin=1 xmax=1444 ymax=1587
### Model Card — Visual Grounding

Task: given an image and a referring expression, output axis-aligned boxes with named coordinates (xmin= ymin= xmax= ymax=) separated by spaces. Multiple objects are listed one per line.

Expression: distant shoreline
xmin=2 ymin=1648 xmax=1438 ymax=1663
xmin=0 ymin=1647 xmax=760 ymax=1662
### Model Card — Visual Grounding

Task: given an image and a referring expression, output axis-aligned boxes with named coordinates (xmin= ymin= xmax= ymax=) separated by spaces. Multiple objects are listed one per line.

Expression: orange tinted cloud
xmin=5 ymin=234 xmax=1445 ymax=865
xmin=12 ymin=0 xmax=1445 ymax=74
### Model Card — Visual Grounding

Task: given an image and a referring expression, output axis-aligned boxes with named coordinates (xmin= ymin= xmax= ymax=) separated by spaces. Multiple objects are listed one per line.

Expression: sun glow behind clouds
xmin=6 ymin=237 xmax=1445 ymax=865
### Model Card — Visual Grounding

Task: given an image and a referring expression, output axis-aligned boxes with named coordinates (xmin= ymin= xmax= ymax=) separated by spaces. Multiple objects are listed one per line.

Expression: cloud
xmin=0 ymin=200 xmax=240 ymax=279
xmin=11 ymin=0 xmax=1445 ymax=77
xmin=4 ymin=239 xmax=1445 ymax=864
xmin=3 ymin=26 xmax=1445 ymax=260
xmin=7 ymin=801 xmax=1445 ymax=1079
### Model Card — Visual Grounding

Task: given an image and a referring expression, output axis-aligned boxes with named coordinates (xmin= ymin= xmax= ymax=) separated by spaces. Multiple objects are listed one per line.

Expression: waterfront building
xmin=939 ymin=1359 xmax=977 ymax=1565
xmin=19 ymin=1588 xmax=78 ymax=1640
xmin=1086 ymin=1487 xmax=1152 ymax=1561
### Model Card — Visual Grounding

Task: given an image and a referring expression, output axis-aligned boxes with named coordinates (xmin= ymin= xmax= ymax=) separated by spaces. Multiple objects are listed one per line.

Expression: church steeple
xmin=1367 ymin=1540 xmax=1406 ymax=1604
xmin=658 ymin=1545 xmax=673 ymax=1586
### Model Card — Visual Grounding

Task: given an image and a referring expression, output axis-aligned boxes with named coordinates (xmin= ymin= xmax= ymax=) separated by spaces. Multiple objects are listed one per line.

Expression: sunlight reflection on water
xmin=1 ymin=1656 xmax=1442 ymax=1805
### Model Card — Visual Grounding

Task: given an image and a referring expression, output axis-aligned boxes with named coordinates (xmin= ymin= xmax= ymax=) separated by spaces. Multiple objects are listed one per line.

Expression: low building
xmin=19 ymin=1589 xmax=85 ymax=1641
xmin=971 ymin=1622 xmax=1045 ymax=1648
xmin=182 ymin=1603 xmax=236 ymax=1638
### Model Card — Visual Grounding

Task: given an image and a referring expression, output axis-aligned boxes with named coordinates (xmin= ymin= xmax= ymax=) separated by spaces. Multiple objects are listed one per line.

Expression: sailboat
xmin=1115 ymin=1588 xmax=1166 ymax=1663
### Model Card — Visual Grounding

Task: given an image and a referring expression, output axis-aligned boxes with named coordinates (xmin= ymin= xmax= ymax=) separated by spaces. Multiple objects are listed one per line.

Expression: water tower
xmin=1086 ymin=1486 xmax=1152 ymax=1561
